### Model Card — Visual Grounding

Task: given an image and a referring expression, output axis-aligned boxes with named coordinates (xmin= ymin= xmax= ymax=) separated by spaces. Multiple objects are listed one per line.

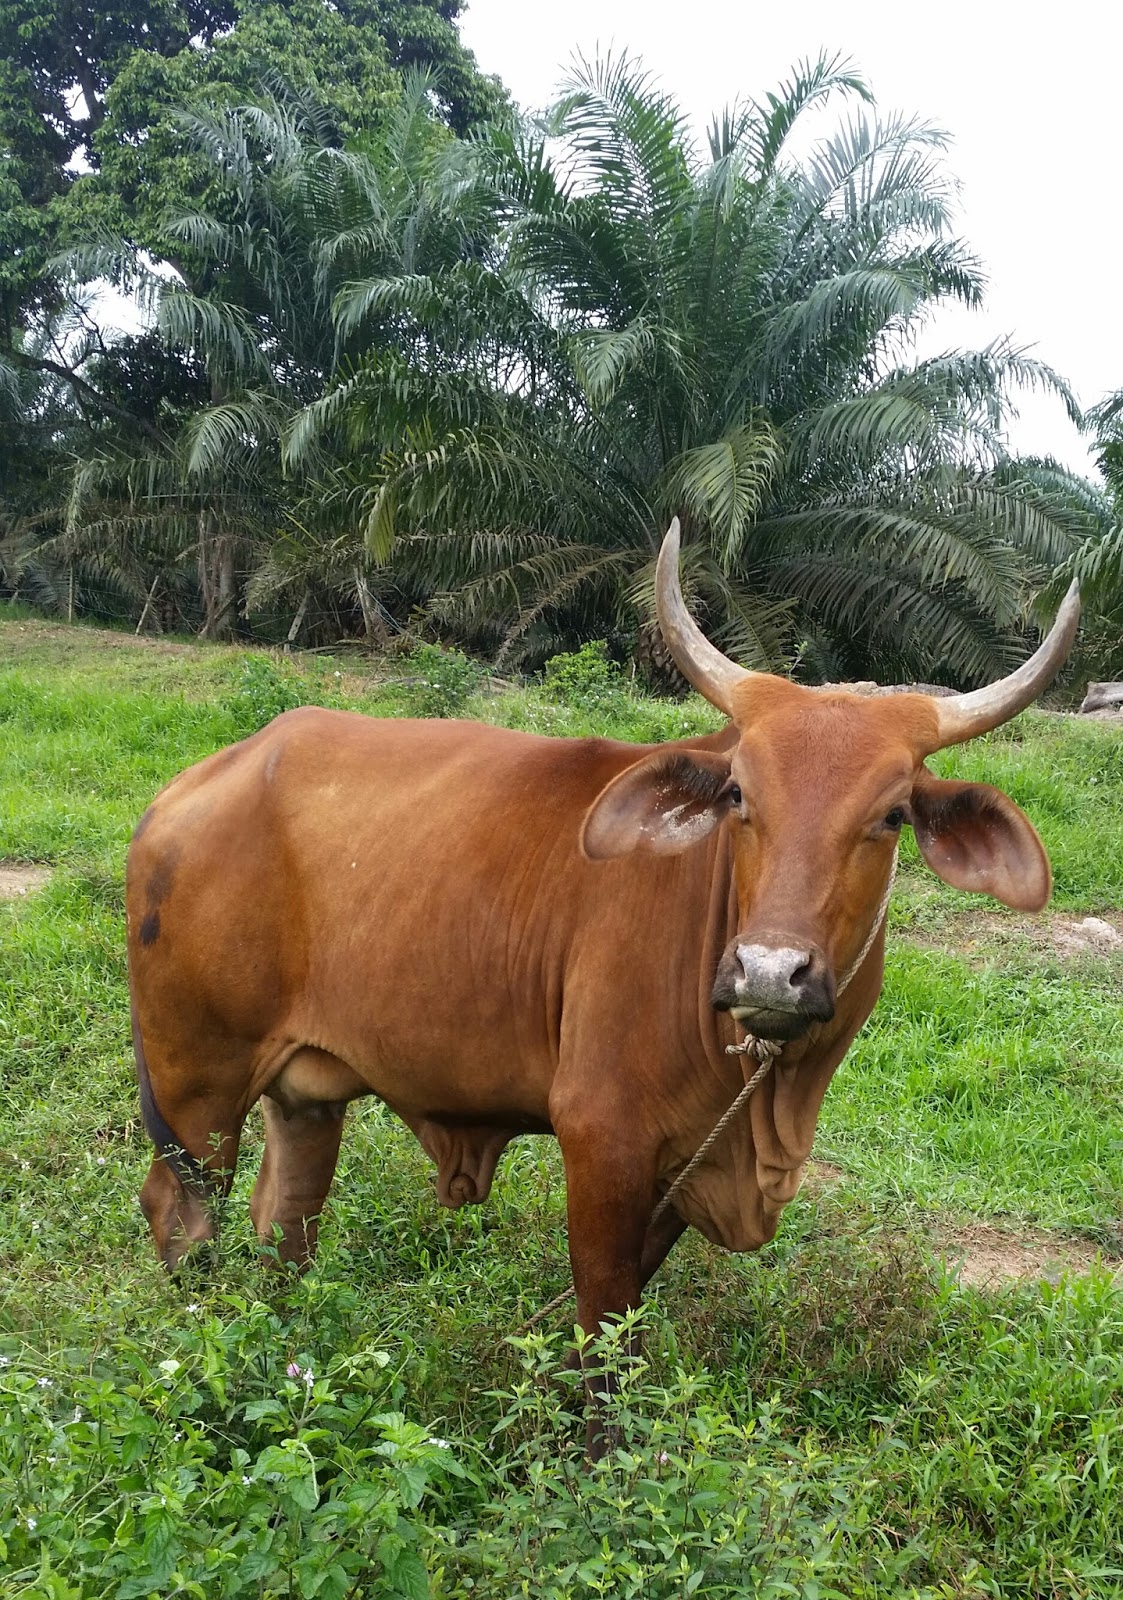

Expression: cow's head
xmin=582 ymin=521 xmax=1080 ymax=1041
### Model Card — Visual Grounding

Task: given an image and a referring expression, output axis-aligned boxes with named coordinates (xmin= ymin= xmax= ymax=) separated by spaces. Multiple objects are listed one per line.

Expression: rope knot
xmin=724 ymin=1033 xmax=782 ymax=1062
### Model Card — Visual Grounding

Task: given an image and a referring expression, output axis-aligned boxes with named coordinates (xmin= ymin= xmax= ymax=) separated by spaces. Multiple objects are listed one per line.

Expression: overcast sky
xmin=459 ymin=0 xmax=1121 ymax=477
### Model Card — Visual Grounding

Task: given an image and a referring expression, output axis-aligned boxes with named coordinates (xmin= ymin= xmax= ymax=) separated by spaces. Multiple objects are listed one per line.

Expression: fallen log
xmin=1080 ymin=682 xmax=1123 ymax=713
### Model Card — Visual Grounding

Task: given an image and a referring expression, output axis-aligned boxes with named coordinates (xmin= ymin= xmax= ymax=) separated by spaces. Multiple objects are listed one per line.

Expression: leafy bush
xmin=0 ymin=1297 xmax=469 ymax=1598
xmin=451 ymin=1315 xmax=938 ymax=1598
xmin=542 ymin=641 xmax=622 ymax=710
xmin=403 ymin=643 xmax=484 ymax=718
xmin=228 ymin=654 xmax=309 ymax=737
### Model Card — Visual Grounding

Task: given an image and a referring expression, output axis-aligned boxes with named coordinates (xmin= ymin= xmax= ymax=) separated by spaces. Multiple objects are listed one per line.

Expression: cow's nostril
xmin=735 ymin=943 xmax=812 ymax=990
xmin=787 ymin=954 xmax=812 ymax=990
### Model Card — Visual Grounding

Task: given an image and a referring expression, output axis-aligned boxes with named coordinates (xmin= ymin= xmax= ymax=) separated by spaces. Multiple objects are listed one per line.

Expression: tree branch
xmin=4 ymin=348 xmax=164 ymax=444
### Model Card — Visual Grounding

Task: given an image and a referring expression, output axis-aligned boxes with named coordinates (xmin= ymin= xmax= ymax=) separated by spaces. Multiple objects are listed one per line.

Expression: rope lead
xmin=515 ymin=848 xmax=898 ymax=1335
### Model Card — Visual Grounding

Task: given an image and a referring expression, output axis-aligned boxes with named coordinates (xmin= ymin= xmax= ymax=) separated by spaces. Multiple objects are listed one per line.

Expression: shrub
xmin=228 ymin=654 xmax=308 ymax=737
xmin=0 ymin=1297 xmax=469 ymax=1598
xmin=542 ymin=641 xmax=622 ymax=710
xmin=450 ymin=1314 xmax=935 ymax=1598
xmin=403 ymin=643 xmax=484 ymax=718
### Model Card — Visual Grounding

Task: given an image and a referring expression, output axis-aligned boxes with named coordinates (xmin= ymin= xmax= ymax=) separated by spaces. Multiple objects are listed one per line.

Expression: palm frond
xmin=665 ymin=419 xmax=784 ymax=564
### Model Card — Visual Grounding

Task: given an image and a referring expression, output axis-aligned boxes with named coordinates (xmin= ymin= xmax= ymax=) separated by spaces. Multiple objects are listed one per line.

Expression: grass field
xmin=1 ymin=615 xmax=1122 ymax=1598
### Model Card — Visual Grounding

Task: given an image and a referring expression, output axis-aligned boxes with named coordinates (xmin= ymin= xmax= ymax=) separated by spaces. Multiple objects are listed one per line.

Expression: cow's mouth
xmin=721 ymin=1001 xmax=821 ymax=1042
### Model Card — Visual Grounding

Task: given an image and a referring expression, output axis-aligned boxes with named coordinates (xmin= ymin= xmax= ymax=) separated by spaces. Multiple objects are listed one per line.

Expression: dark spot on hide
xmin=132 ymin=806 xmax=156 ymax=842
xmin=147 ymin=870 xmax=173 ymax=908
xmin=145 ymin=854 xmax=177 ymax=907
xmin=139 ymin=910 xmax=161 ymax=947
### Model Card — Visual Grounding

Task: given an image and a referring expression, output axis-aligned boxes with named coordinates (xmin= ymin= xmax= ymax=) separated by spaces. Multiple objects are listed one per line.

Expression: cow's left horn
xmin=932 ymin=578 xmax=1081 ymax=748
xmin=656 ymin=520 xmax=750 ymax=714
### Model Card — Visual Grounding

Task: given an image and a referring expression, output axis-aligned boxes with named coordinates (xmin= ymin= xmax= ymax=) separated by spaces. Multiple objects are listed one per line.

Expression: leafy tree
xmin=1068 ymin=392 xmax=1123 ymax=679
xmin=1 ymin=0 xmax=501 ymax=629
xmin=1 ymin=0 xmax=500 ymax=380
xmin=63 ymin=76 xmax=495 ymax=637
xmin=301 ymin=53 xmax=1097 ymax=682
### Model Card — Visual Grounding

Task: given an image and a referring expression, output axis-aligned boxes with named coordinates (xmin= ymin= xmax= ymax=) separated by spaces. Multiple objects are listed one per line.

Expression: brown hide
xmin=128 ymin=684 xmax=1053 ymax=1331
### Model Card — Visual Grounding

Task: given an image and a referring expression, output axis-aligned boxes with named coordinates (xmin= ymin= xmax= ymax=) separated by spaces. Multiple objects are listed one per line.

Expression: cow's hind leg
xmin=133 ymin=1002 xmax=249 ymax=1273
xmin=138 ymin=1093 xmax=245 ymax=1275
xmin=249 ymin=1048 xmax=367 ymax=1268
xmin=250 ymin=1095 xmax=349 ymax=1268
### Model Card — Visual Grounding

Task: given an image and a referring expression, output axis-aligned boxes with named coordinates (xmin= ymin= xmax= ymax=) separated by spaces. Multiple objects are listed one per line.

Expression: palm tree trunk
xmin=633 ymin=618 xmax=687 ymax=695
xmin=285 ymin=590 xmax=310 ymax=650
xmin=199 ymin=511 xmax=238 ymax=640
xmin=354 ymin=567 xmax=390 ymax=649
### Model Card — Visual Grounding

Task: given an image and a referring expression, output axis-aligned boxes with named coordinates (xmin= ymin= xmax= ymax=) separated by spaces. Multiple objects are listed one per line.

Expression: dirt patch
xmin=940 ymin=1223 xmax=1118 ymax=1288
xmin=901 ymin=906 xmax=1123 ymax=962
xmin=1052 ymin=915 xmax=1123 ymax=955
xmin=0 ymin=619 xmax=200 ymax=656
xmin=805 ymin=1159 xmax=846 ymax=1184
xmin=0 ymin=863 xmax=51 ymax=899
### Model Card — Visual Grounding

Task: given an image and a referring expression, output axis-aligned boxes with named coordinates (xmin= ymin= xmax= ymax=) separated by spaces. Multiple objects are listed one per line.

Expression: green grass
xmin=1 ymin=613 xmax=1122 ymax=1597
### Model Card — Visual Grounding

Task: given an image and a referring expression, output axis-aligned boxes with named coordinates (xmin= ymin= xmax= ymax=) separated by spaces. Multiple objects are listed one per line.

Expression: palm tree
xmin=1066 ymin=392 xmax=1123 ymax=679
xmin=300 ymin=52 xmax=1096 ymax=682
xmin=64 ymin=73 xmax=504 ymax=643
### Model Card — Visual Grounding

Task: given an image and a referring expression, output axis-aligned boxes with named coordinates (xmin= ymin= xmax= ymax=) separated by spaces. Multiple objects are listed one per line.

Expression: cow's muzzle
xmin=712 ymin=939 xmax=836 ymax=1040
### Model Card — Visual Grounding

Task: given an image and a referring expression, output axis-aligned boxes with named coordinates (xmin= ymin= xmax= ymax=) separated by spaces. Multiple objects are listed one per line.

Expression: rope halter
xmin=652 ymin=844 xmax=900 ymax=1224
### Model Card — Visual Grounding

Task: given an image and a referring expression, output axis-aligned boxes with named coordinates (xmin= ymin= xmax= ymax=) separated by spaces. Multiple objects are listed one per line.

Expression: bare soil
xmin=0 ymin=863 xmax=51 ymax=898
xmin=901 ymin=907 xmax=1123 ymax=962
xmin=805 ymin=1159 xmax=846 ymax=1184
xmin=939 ymin=1223 xmax=1119 ymax=1289
xmin=805 ymin=1164 xmax=1119 ymax=1287
xmin=0 ymin=619 xmax=197 ymax=657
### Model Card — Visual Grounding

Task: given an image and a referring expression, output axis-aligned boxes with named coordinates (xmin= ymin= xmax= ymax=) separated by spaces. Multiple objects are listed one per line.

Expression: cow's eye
xmin=884 ymin=806 xmax=906 ymax=831
xmin=729 ymin=784 xmax=742 ymax=807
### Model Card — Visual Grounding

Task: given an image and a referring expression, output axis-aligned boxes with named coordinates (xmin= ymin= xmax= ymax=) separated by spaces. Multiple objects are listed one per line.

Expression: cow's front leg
xmin=640 ymin=1207 xmax=687 ymax=1285
xmin=556 ymin=1122 xmax=657 ymax=1457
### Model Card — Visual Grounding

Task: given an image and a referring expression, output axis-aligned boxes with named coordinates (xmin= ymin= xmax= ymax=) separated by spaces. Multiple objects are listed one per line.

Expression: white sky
xmin=459 ymin=0 xmax=1123 ymax=478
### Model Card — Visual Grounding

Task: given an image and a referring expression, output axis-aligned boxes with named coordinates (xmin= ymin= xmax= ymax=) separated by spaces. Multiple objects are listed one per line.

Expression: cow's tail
xmin=131 ymin=1000 xmax=208 ymax=1191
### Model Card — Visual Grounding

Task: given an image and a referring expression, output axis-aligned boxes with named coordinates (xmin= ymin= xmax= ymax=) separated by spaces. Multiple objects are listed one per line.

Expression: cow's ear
xmin=910 ymin=767 xmax=1052 ymax=911
xmin=582 ymin=750 xmax=735 ymax=860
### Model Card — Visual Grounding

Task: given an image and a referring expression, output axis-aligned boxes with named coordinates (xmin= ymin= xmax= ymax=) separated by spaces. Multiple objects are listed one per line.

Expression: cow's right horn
xmin=656 ymin=520 xmax=750 ymax=714
xmin=931 ymin=578 xmax=1082 ymax=749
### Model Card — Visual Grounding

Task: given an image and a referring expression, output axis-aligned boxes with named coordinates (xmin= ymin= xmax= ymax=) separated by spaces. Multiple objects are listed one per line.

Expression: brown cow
xmin=128 ymin=522 xmax=1078 ymax=1361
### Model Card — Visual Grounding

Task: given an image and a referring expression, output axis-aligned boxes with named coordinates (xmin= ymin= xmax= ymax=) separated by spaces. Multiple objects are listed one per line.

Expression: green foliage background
xmin=1 ymin=2 xmax=1120 ymax=682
